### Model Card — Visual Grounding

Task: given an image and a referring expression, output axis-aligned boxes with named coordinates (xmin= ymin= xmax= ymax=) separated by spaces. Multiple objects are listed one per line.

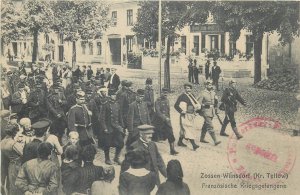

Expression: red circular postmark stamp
xmin=227 ymin=117 xmax=296 ymax=184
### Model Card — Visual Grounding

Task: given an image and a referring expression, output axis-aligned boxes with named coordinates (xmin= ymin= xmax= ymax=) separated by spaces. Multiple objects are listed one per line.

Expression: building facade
xmin=6 ymin=0 xmax=299 ymax=77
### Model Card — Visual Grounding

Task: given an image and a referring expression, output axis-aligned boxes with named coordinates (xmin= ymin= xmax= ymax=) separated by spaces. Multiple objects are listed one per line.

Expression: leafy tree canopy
xmin=211 ymin=1 xmax=299 ymax=43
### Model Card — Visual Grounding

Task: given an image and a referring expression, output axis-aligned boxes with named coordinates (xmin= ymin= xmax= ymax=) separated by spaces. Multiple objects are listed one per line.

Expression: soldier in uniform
xmin=100 ymin=92 xmax=124 ymax=165
xmin=86 ymin=88 xmax=100 ymax=142
xmin=117 ymin=81 xmax=136 ymax=130
xmin=116 ymin=80 xmax=128 ymax=100
xmin=126 ymin=89 xmax=151 ymax=148
xmin=174 ymin=83 xmax=200 ymax=150
xmin=67 ymin=91 xmax=94 ymax=147
xmin=153 ymin=88 xmax=178 ymax=155
xmin=47 ymin=81 xmax=68 ymax=143
xmin=94 ymin=86 xmax=109 ymax=147
xmin=66 ymin=82 xmax=82 ymax=112
xmin=144 ymin=78 xmax=155 ymax=120
xmin=198 ymin=80 xmax=221 ymax=146
xmin=27 ymin=83 xmax=47 ymax=123
xmin=220 ymin=79 xmax=247 ymax=139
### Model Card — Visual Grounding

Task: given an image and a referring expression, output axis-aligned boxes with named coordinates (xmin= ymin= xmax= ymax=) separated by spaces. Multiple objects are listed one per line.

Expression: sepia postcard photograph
xmin=1 ymin=0 xmax=300 ymax=194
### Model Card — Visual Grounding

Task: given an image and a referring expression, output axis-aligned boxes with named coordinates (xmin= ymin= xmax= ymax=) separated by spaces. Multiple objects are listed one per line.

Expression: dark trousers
xmin=194 ymin=73 xmax=199 ymax=84
xmin=213 ymin=78 xmax=219 ymax=90
xmin=2 ymin=96 xmax=11 ymax=110
xmin=222 ymin=111 xmax=237 ymax=130
xmin=205 ymin=73 xmax=210 ymax=80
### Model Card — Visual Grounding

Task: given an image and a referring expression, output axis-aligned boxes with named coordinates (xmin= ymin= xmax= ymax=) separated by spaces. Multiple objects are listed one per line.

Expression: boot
xmin=169 ymin=142 xmax=179 ymax=155
xmin=114 ymin=147 xmax=122 ymax=165
xmin=190 ymin=139 xmax=199 ymax=151
xmin=177 ymin=137 xmax=187 ymax=147
xmin=104 ymin=148 xmax=112 ymax=165
xmin=200 ymin=125 xmax=209 ymax=143
xmin=209 ymin=131 xmax=221 ymax=146
xmin=232 ymin=127 xmax=243 ymax=140
xmin=220 ymin=125 xmax=229 ymax=137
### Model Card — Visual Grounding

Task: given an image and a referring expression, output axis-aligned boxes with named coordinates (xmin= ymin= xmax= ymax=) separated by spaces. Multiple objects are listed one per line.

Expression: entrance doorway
xmin=109 ymin=38 xmax=121 ymax=65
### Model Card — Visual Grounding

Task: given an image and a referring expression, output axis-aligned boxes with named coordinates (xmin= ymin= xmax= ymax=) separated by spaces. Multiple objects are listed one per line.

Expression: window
xmin=111 ymin=11 xmax=117 ymax=26
xmin=45 ymin=34 xmax=49 ymax=44
xmin=59 ymin=33 xmax=64 ymax=44
xmin=246 ymin=35 xmax=254 ymax=55
xmin=229 ymin=41 xmax=236 ymax=57
xmin=210 ymin=35 xmax=218 ymax=50
xmin=97 ymin=42 xmax=102 ymax=55
xmin=81 ymin=41 xmax=87 ymax=55
xmin=126 ymin=36 xmax=133 ymax=52
xmin=193 ymin=35 xmax=199 ymax=56
xmin=89 ymin=42 xmax=93 ymax=55
xmin=201 ymin=34 xmax=206 ymax=53
xmin=127 ymin=9 xmax=133 ymax=26
xmin=181 ymin=36 xmax=186 ymax=55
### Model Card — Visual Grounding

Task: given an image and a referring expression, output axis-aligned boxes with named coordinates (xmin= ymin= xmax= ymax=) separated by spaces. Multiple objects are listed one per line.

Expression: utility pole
xmin=158 ymin=0 xmax=162 ymax=95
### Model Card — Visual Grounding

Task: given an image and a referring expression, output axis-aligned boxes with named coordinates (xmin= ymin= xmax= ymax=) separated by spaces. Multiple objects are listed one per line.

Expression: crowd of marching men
xmin=1 ymin=61 xmax=192 ymax=195
xmin=1 ymin=59 xmax=247 ymax=195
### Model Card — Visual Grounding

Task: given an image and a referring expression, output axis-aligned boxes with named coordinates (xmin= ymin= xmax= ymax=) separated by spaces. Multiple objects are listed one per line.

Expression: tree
xmin=52 ymin=0 xmax=110 ymax=67
xmin=16 ymin=0 xmax=54 ymax=64
xmin=1 ymin=0 xmax=24 ymax=56
xmin=133 ymin=1 xmax=210 ymax=91
xmin=211 ymin=1 xmax=299 ymax=84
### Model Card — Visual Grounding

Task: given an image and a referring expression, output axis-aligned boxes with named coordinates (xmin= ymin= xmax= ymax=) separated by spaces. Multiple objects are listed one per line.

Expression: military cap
xmin=137 ymin=124 xmax=154 ymax=134
xmin=31 ymin=120 xmax=51 ymax=130
xmin=18 ymin=83 xmax=25 ymax=88
xmin=204 ymin=80 xmax=213 ymax=85
xmin=145 ymin=78 xmax=152 ymax=85
xmin=162 ymin=87 xmax=169 ymax=93
xmin=121 ymin=80 xmax=128 ymax=86
xmin=55 ymin=78 xmax=62 ymax=83
xmin=7 ymin=71 xmax=12 ymax=75
xmin=183 ymin=82 xmax=193 ymax=89
xmin=0 ymin=110 xmax=10 ymax=118
xmin=10 ymin=113 xmax=18 ymax=119
xmin=36 ymin=83 xmax=43 ymax=88
xmin=136 ymin=89 xmax=145 ymax=96
xmin=85 ymin=88 xmax=93 ymax=95
xmin=76 ymin=91 xmax=86 ymax=99
xmin=125 ymin=81 xmax=133 ymax=87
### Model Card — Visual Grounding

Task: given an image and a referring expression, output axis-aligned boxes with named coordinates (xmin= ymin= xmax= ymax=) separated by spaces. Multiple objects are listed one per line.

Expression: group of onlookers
xmin=189 ymin=59 xmax=222 ymax=91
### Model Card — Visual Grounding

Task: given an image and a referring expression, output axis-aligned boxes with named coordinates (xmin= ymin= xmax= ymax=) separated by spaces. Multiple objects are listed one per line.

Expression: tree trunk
xmin=1 ymin=37 xmax=4 ymax=57
xmin=72 ymin=40 xmax=76 ymax=69
xmin=164 ymin=36 xmax=171 ymax=91
xmin=32 ymin=29 xmax=39 ymax=65
xmin=254 ymin=33 xmax=263 ymax=84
